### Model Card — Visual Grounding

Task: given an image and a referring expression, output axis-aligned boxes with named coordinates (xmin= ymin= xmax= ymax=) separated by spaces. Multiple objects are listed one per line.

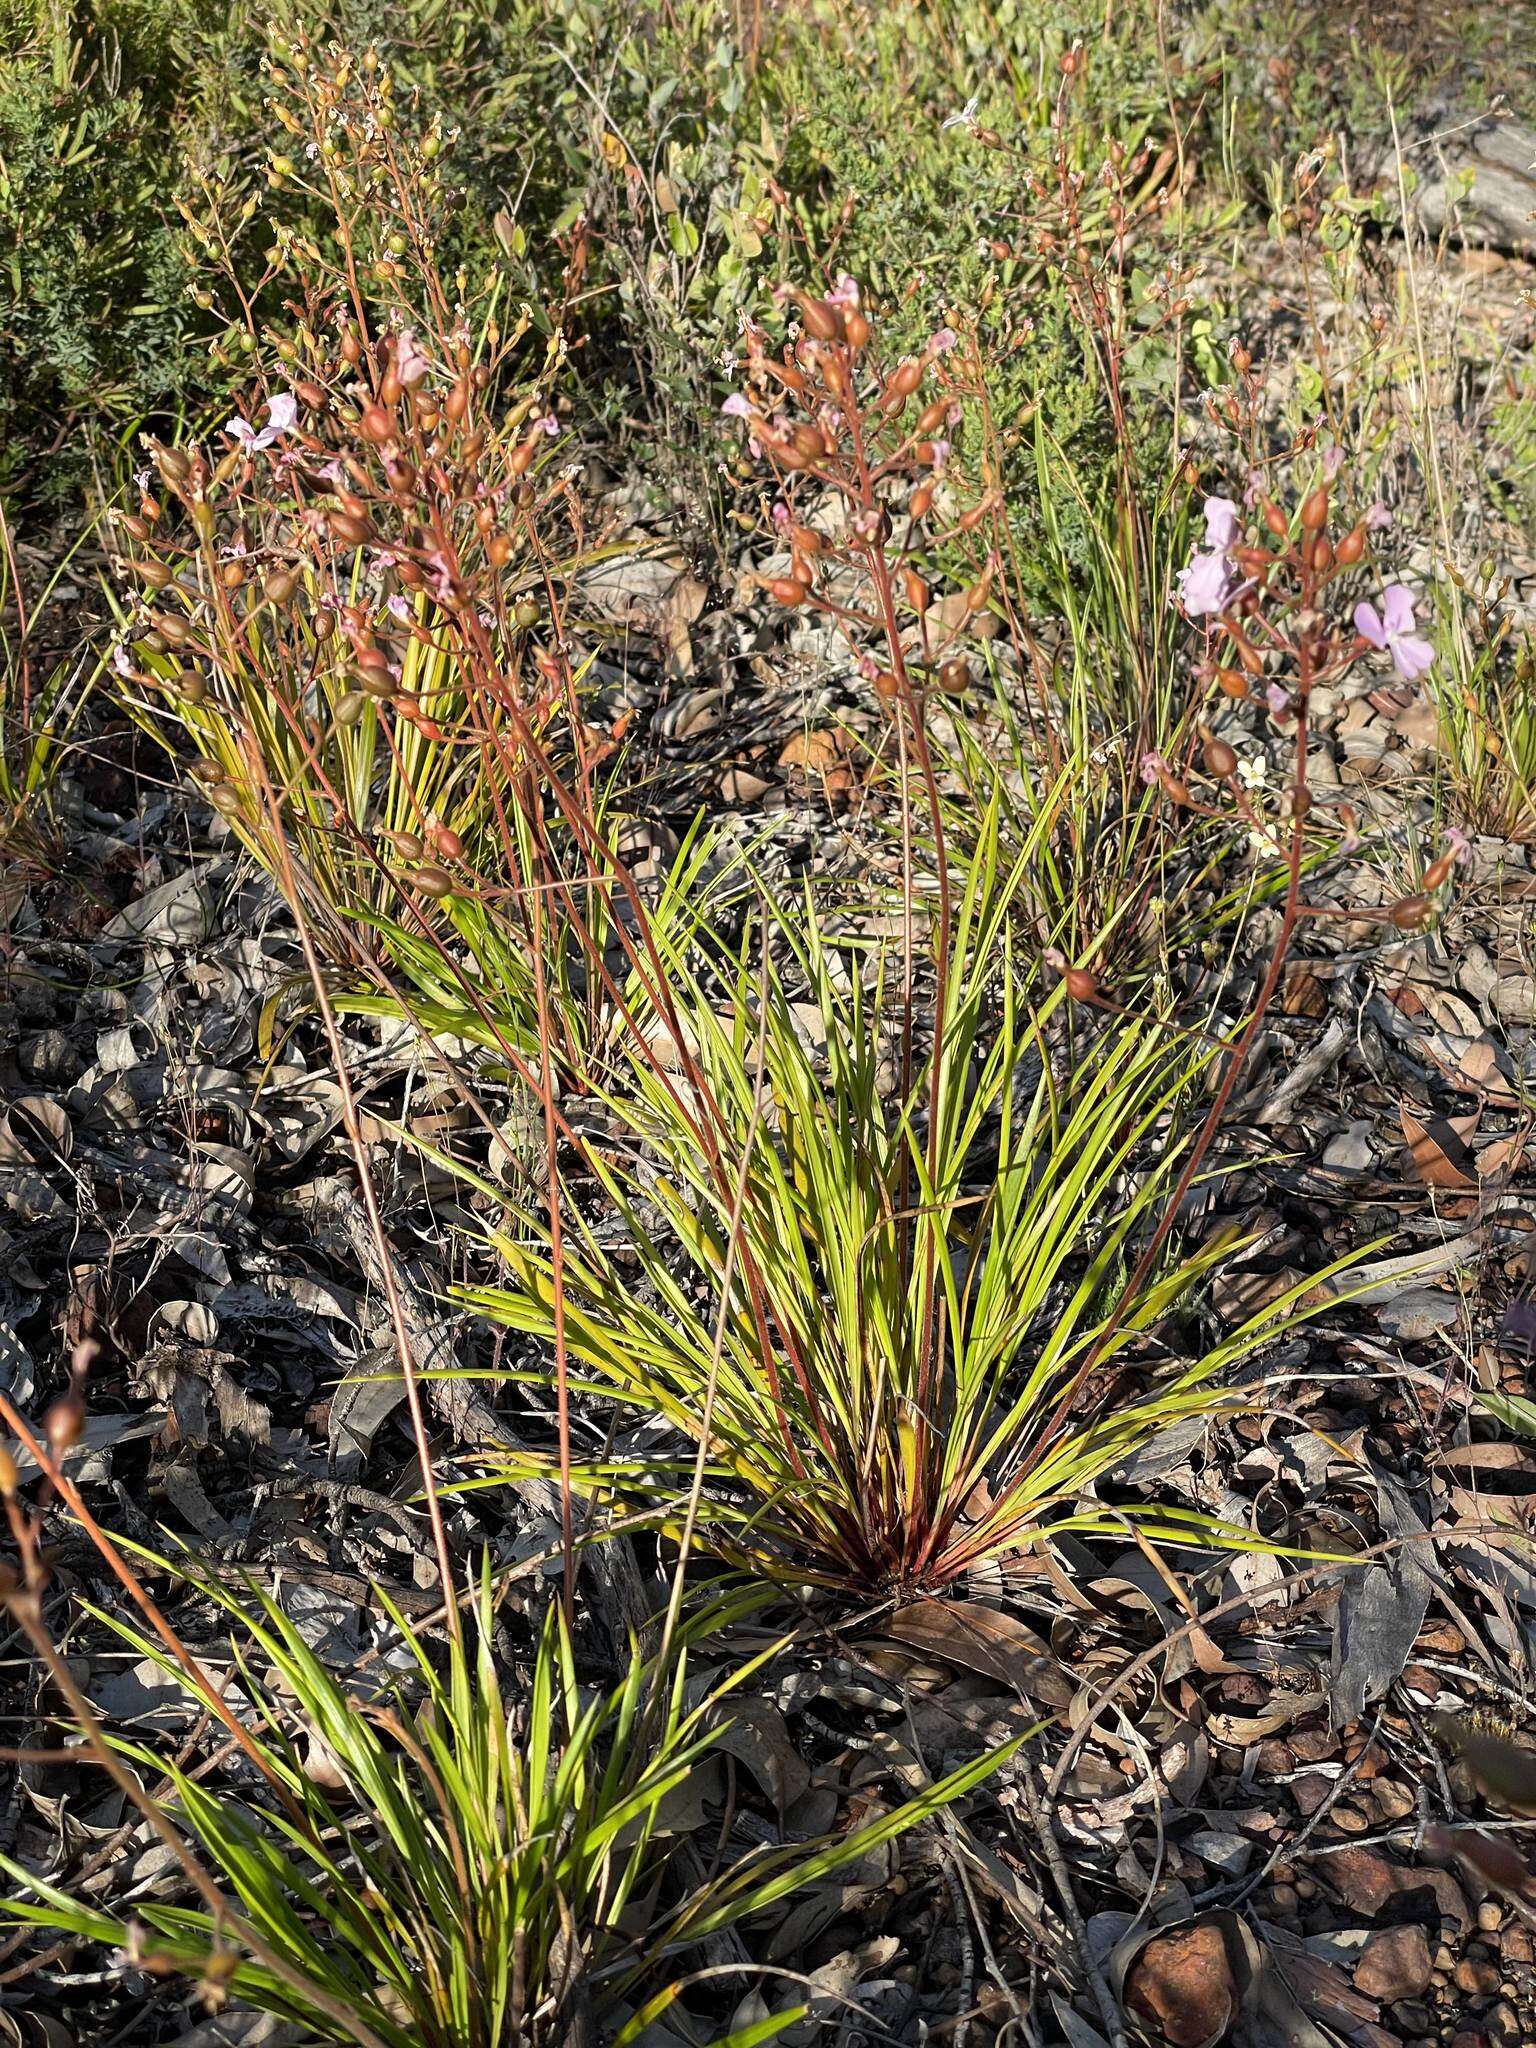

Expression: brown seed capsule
xmin=327 ymin=510 xmax=373 ymax=546
xmin=359 ymin=667 xmax=397 ymax=699
xmin=156 ymin=446 xmax=192 ymax=485
xmin=295 ymin=380 xmax=327 ymax=410
xmin=314 ymin=606 xmax=337 ymax=642
xmin=444 ymin=379 xmax=470 ymax=422
xmin=174 ymin=672 xmax=207 ymax=705
xmin=514 ymin=599 xmax=541 ymax=630
xmin=210 ymin=783 xmax=243 ymax=817
xmin=792 ymin=422 xmax=824 ymax=461
xmin=795 ymin=294 xmax=843 ymax=343
xmin=220 ymin=560 xmax=245 ymax=590
xmin=903 ymin=569 xmax=929 ymax=613
xmin=938 ymin=658 xmax=971 ymax=694
xmin=486 ymin=533 xmax=513 ymax=566
xmin=1216 ymin=669 xmax=1249 ymax=700
xmin=360 ymin=403 xmax=396 ymax=444
xmin=1261 ymin=500 xmax=1288 ymax=538
xmin=1300 ymin=486 xmax=1329 ymax=532
xmin=409 ymin=864 xmax=454 ymax=899
xmin=1231 ymin=344 xmax=1252 ymax=372
xmin=916 ymin=398 xmax=950 ymax=436
xmin=1203 ymin=737 xmax=1238 ymax=777
xmin=1309 ymin=535 xmax=1332 ymax=573
xmin=1387 ymin=892 xmax=1432 ymax=930
xmin=872 ymin=669 xmax=901 ymax=699
xmin=389 ymin=830 xmax=425 ymax=859
xmin=1335 ymin=523 xmax=1366 ymax=566
xmin=910 ymin=484 xmax=934 ymax=519
xmin=1423 ymin=851 xmax=1456 ymax=891
xmin=1288 ymin=784 xmax=1313 ymax=817
xmin=428 ymin=823 xmax=465 ymax=859
xmin=1063 ymin=966 xmax=1099 ymax=1003
xmin=768 ymin=576 xmax=812 ymax=607
xmin=153 ymin=612 xmax=192 ymax=647
xmin=340 ymin=328 xmax=363 ymax=365
xmin=190 ymin=757 xmax=226 ymax=786
xmin=265 ymin=569 xmax=298 ymax=604
xmin=333 ymin=690 xmax=367 ymax=725
xmin=119 ymin=512 xmax=152 ymax=543
xmin=844 ymin=308 xmax=871 ymax=350
xmin=0 ymin=1442 xmax=15 ymax=1496
xmin=379 ymin=366 xmax=404 ymax=409
xmin=789 ymin=524 xmax=824 ymax=555
xmin=128 ymin=558 xmax=173 ymax=589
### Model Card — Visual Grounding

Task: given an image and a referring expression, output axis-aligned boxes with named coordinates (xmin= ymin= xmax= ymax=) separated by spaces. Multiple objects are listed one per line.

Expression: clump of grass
xmin=0 ymin=1541 xmax=1015 ymax=2047
xmin=446 ymin=833 xmax=1336 ymax=1596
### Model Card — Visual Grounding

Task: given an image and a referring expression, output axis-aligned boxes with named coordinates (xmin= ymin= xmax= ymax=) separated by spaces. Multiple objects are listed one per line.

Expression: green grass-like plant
xmin=1 ymin=1561 xmax=1017 ymax=2047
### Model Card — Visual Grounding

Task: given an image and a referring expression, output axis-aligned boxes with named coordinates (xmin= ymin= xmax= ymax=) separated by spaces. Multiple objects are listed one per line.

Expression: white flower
xmin=225 ymin=393 xmax=297 ymax=453
xmin=942 ymin=95 xmax=980 ymax=132
xmin=1237 ymin=756 xmax=1268 ymax=791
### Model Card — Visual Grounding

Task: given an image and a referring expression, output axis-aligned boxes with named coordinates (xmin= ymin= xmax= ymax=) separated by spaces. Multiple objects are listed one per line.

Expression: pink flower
xmin=1366 ymin=501 xmax=1393 ymax=531
xmin=225 ymin=393 xmax=297 ymax=452
xmin=1202 ymin=496 xmax=1240 ymax=551
xmin=929 ymin=326 xmax=958 ymax=356
xmin=1354 ymin=583 xmax=1434 ymax=682
xmin=828 ymin=273 xmax=862 ymax=309
xmin=720 ymin=393 xmax=753 ymax=420
xmin=1177 ymin=551 xmax=1235 ymax=617
xmin=394 ymin=329 xmax=431 ymax=386
xmin=1265 ymin=682 xmax=1292 ymax=719
xmin=1322 ymin=444 xmax=1344 ymax=481
xmin=1139 ymin=751 xmax=1168 ymax=785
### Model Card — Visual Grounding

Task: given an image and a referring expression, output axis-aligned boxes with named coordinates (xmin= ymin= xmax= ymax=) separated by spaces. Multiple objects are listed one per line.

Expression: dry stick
xmin=1012 ymin=1755 xmax=1128 ymax=2048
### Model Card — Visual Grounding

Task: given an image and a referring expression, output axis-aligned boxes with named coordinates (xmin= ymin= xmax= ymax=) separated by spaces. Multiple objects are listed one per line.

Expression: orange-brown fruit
xmin=1300 ymin=486 xmax=1329 ymax=531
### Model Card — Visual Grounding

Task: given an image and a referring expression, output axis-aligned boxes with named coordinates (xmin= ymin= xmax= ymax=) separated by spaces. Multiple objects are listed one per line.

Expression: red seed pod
xmin=1300 ymin=487 xmax=1329 ymax=532
xmin=1387 ymin=892 xmax=1432 ymax=931
xmin=1231 ymin=344 xmax=1252 ymax=372
xmin=1309 ymin=535 xmax=1333 ymax=573
xmin=1203 ymin=737 xmax=1238 ymax=778
xmin=902 ymin=569 xmax=930 ymax=613
xmin=1335 ymin=523 xmax=1367 ymax=566
xmin=1063 ymin=966 xmax=1099 ymax=1003
xmin=1261 ymin=500 xmax=1288 ymax=538
xmin=794 ymin=294 xmax=843 ymax=343
xmin=768 ymin=576 xmax=812 ymax=607
xmin=883 ymin=359 xmax=923 ymax=409
xmin=1423 ymin=851 xmax=1456 ymax=890
xmin=910 ymin=483 xmax=934 ymax=520
xmin=360 ymin=403 xmax=396 ymax=444
xmin=916 ymin=398 xmax=950 ymax=436
xmin=428 ymin=823 xmax=466 ymax=859
xmin=1216 ymin=669 xmax=1250 ymax=700
xmin=844 ymin=308 xmax=871 ymax=350
xmin=379 ymin=365 xmax=404 ymax=408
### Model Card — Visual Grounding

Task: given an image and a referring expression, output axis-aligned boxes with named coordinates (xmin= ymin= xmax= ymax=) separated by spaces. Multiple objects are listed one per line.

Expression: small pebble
xmin=1478 ymin=1903 xmax=1504 ymax=1934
